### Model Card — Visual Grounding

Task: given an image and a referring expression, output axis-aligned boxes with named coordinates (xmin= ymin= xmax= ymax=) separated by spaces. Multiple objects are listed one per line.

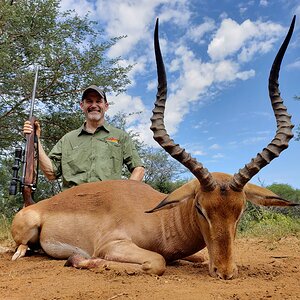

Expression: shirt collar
xmin=78 ymin=121 xmax=110 ymax=136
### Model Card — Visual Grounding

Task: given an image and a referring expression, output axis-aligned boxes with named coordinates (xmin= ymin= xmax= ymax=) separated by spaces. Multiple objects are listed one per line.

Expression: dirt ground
xmin=0 ymin=237 xmax=299 ymax=300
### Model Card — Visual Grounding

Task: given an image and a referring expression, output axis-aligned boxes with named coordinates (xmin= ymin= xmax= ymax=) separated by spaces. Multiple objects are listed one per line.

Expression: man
xmin=23 ymin=85 xmax=144 ymax=189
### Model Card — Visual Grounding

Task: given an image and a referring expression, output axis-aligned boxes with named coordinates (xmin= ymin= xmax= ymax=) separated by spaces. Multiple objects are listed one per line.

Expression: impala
xmin=11 ymin=16 xmax=298 ymax=280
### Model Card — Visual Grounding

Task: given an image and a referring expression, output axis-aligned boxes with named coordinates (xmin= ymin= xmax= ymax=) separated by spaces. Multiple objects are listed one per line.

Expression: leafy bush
xmin=238 ymin=203 xmax=300 ymax=239
xmin=266 ymin=183 xmax=300 ymax=217
xmin=238 ymin=184 xmax=300 ymax=238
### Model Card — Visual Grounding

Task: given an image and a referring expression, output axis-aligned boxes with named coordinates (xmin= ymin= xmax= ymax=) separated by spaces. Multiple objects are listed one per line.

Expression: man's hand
xmin=23 ymin=120 xmax=41 ymax=138
xmin=23 ymin=120 xmax=56 ymax=180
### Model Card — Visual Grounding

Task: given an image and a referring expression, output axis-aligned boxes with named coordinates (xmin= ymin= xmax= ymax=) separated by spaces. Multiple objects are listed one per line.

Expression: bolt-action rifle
xmin=9 ymin=66 xmax=39 ymax=206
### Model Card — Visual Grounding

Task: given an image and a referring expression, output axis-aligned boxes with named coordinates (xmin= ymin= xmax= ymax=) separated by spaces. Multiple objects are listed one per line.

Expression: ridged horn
xmin=230 ymin=16 xmax=296 ymax=192
xmin=150 ymin=19 xmax=216 ymax=192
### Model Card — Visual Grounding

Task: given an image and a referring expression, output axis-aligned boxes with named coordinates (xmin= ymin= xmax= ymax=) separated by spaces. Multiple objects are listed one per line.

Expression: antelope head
xmin=150 ymin=17 xmax=297 ymax=280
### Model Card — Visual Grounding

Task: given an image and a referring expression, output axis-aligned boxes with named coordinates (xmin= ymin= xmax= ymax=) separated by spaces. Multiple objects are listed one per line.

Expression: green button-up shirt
xmin=49 ymin=122 xmax=143 ymax=189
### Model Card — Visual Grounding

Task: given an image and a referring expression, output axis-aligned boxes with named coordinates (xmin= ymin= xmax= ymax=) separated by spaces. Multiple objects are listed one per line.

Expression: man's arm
xmin=129 ymin=166 xmax=145 ymax=181
xmin=23 ymin=120 xmax=56 ymax=180
xmin=37 ymin=139 xmax=56 ymax=180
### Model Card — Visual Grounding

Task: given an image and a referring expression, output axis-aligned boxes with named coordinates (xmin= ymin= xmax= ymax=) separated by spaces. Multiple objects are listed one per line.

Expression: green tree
xmin=0 ymin=0 xmax=131 ymax=150
xmin=267 ymin=183 xmax=300 ymax=202
xmin=142 ymin=147 xmax=188 ymax=193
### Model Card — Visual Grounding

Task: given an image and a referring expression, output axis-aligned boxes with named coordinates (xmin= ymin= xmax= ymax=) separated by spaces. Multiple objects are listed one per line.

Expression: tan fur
xmin=11 ymin=173 xmax=296 ymax=279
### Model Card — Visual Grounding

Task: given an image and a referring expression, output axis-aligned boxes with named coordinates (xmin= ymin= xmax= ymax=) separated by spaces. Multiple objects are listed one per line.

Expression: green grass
xmin=238 ymin=211 xmax=300 ymax=240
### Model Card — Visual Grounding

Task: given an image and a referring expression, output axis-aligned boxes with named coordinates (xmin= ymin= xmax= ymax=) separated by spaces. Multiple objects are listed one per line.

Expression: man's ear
xmin=79 ymin=101 xmax=84 ymax=111
xmin=104 ymin=101 xmax=109 ymax=111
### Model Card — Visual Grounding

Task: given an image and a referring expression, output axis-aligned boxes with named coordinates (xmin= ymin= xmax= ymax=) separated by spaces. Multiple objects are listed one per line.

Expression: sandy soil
xmin=0 ymin=237 xmax=299 ymax=300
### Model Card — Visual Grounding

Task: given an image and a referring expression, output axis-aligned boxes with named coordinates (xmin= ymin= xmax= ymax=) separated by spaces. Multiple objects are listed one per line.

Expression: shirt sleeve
xmin=48 ymin=138 xmax=63 ymax=178
xmin=122 ymin=133 xmax=144 ymax=172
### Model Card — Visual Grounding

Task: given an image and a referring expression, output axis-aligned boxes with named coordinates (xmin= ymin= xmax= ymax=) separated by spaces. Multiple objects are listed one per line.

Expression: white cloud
xmin=257 ymin=130 xmax=271 ymax=135
xmin=207 ymin=18 xmax=285 ymax=62
xmin=208 ymin=18 xmax=252 ymax=61
xmin=213 ymin=60 xmax=254 ymax=82
xmin=107 ymin=93 xmax=147 ymax=124
xmin=192 ymin=150 xmax=206 ymax=156
xmin=125 ymin=56 xmax=149 ymax=87
xmin=187 ymin=18 xmax=216 ymax=44
xmin=158 ymin=4 xmax=191 ymax=26
xmin=286 ymin=59 xmax=300 ymax=70
xmin=209 ymin=144 xmax=221 ymax=150
xmin=147 ymin=80 xmax=157 ymax=91
xmin=259 ymin=0 xmax=268 ymax=7
xmin=161 ymin=43 xmax=255 ymax=135
xmin=93 ymin=0 xmax=190 ymax=58
xmin=242 ymin=136 xmax=266 ymax=145
xmin=193 ymin=121 xmax=207 ymax=129
xmin=219 ymin=12 xmax=228 ymax=20
xmin=212 ymin=153 xmax=224 ymax=159
xmin=60 ymin=0 xmax=95 ymax=16
xmin=129 ymin=120 xmax=156 ymax=146
xmin=182 ymin=143 xmax=207 ymax=157
xmin=106 ymin=93 xmax=158 ymax=146
xmin=239 ymin=6 xmax=248 ymax=15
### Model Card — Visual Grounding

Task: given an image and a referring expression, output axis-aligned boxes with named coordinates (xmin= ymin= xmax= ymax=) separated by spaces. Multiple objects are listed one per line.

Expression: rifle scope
xmin=9 ymin=147 xmax=23 ymax=195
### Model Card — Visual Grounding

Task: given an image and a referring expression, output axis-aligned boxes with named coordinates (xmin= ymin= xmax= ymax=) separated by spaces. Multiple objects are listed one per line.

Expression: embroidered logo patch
xmin=106 ymin=137 xmax=119 ymax=143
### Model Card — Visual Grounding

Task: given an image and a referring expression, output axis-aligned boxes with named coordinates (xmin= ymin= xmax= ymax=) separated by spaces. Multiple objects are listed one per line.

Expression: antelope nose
xmin=213 ymin=266 xmax=235 ymax=280
xmin=218 ymin=272 xmax=234 ymax=280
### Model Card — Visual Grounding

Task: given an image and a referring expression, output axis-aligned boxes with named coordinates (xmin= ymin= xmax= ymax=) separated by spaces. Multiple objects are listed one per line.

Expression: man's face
xmin=80 ymin=91 xmax=108 ymax=123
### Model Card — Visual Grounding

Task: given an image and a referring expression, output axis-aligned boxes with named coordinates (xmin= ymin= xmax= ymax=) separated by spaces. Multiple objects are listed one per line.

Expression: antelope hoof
xmin=64 ymin=254 xmax=84 ymax=268
xmin=12 ymin=244 xmax=28 ymax=261
xmin=65 ymin=254 xmax=107 ymax=269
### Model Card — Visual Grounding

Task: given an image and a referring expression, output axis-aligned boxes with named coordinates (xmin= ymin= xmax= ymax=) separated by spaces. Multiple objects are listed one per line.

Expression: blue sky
xmin=61 ymin=0 xmax=300 ymax=189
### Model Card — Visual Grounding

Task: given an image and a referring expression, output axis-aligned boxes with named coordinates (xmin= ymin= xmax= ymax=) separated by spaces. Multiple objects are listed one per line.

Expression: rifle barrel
xmin=29 ymin=66 xmax=39 ymax=118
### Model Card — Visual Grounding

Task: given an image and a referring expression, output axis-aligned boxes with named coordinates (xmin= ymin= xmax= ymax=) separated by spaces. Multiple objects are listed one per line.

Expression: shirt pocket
xmin=107 ymin=142 xmax=123 ymax=175
xmin=62 ymin=142 xmax=91 ymax=178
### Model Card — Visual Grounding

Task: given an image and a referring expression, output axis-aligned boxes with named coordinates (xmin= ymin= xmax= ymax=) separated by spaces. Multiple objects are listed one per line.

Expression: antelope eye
xmin=195 ymin=202 xmax=205 ymax=218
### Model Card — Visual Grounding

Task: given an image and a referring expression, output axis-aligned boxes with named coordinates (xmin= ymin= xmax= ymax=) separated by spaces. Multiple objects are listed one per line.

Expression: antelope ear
xmin=145 ymin=179 xmax=199 ymax=213
xmin=244 ymin=183 xmax=299 ymax=207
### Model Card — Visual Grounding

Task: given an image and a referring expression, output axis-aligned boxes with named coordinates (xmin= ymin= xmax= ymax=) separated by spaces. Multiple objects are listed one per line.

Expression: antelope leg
xmin=66 ymin=240 xmax=166 ymax=275
xmin=12 ymin=244 xmax=28 ymax=261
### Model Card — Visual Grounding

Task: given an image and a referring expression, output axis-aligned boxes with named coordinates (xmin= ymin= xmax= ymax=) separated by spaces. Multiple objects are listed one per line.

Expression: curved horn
xmin=230 ymin=16 xmax=295 ymax=192
xmin=150 ymin=19 xmax=216 ymax=192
